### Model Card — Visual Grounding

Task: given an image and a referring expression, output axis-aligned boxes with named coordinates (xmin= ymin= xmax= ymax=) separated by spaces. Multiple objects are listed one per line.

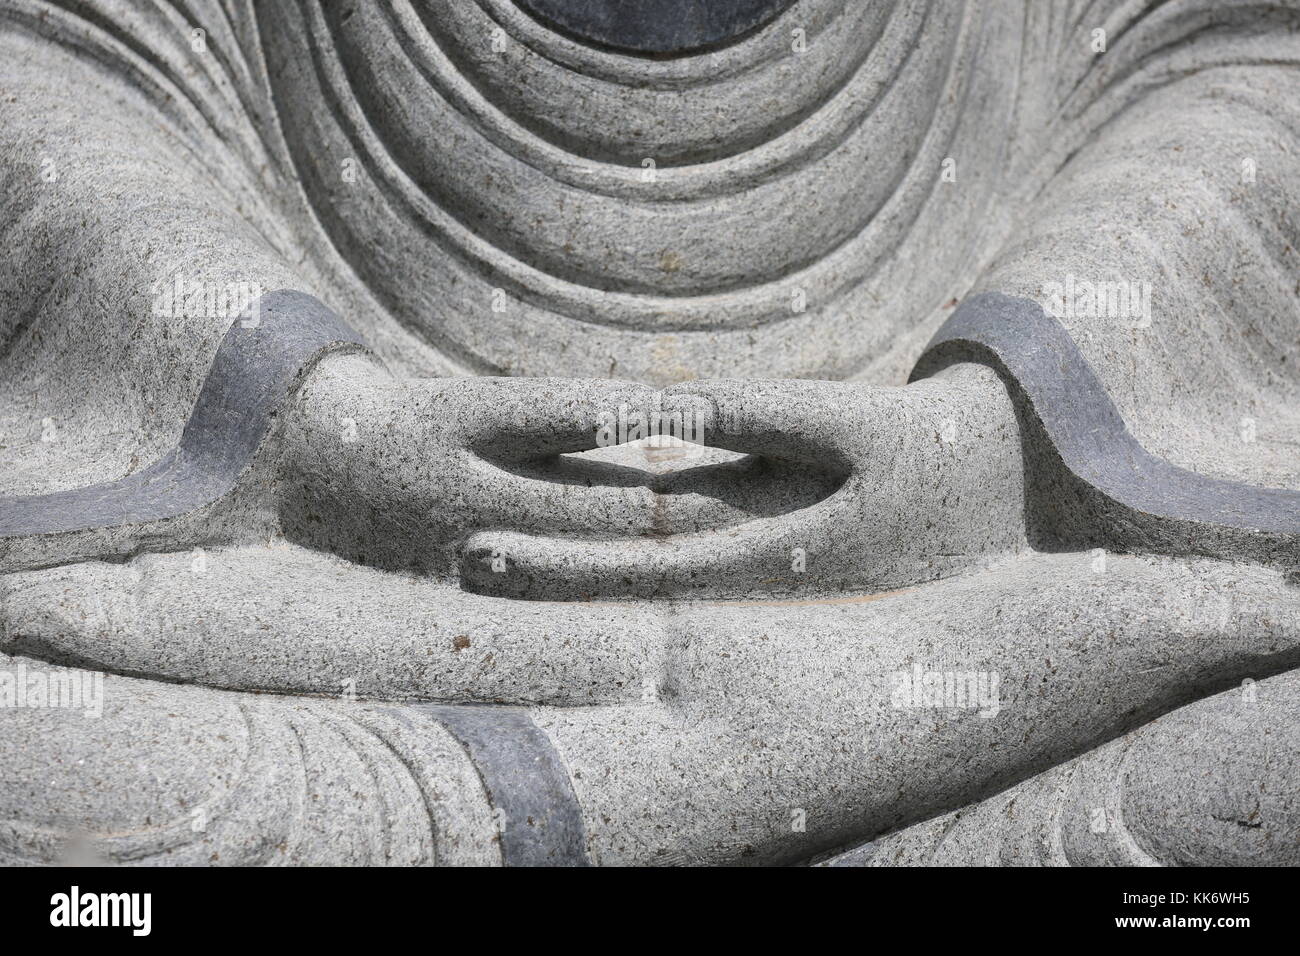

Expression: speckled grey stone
xmin=1 ymin=0 xmax=1299 ymax=867
xmin=915 ymin=292 xmax=1300 ymax=568
xmin=823 ymin=669 xmax=1300 ymax=866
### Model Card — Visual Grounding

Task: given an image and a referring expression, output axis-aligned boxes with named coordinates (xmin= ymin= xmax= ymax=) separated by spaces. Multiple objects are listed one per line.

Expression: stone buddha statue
xmin=0 ymin=0 xmax=1297 ymax=865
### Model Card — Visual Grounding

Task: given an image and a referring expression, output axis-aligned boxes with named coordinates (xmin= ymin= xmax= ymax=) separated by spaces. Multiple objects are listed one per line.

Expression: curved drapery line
xmin=0 ymin=291 xmax=366 ymax=539
xmin=912 ymin=291 xmax=1299 ymax=565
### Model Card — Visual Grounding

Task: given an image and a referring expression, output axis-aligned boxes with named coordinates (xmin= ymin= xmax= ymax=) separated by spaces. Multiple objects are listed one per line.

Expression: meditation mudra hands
xmin=277 ymin=354 xmax=1026 ymax=599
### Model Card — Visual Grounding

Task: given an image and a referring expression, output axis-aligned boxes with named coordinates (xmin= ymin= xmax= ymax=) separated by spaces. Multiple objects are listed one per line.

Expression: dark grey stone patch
xmin=515 ymin=0 xmax=796 ymax=55
xmin=423 ymin=704 xmax=590 ymax=867
xmin=0 ymin=290 xmax=366 ymax=538
xmin=913 ymin=292 xmax=1299 ymax=566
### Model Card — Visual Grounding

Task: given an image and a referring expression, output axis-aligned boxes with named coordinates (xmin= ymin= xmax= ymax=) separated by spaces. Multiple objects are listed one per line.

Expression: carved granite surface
xmin=0 ymin=0 xmax=1297 ymax=866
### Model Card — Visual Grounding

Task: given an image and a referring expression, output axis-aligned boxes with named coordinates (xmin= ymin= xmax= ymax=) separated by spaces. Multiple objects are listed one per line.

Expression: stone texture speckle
xmin=1 ymin=0 xmax=1298 ymax=866
xmin=824 ymin=670 xmax=1300 ymax=867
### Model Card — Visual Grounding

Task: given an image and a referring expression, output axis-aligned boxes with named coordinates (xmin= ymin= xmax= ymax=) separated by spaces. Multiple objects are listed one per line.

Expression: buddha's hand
xmin=281 ymin=356 xmax=1025 ymax=599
